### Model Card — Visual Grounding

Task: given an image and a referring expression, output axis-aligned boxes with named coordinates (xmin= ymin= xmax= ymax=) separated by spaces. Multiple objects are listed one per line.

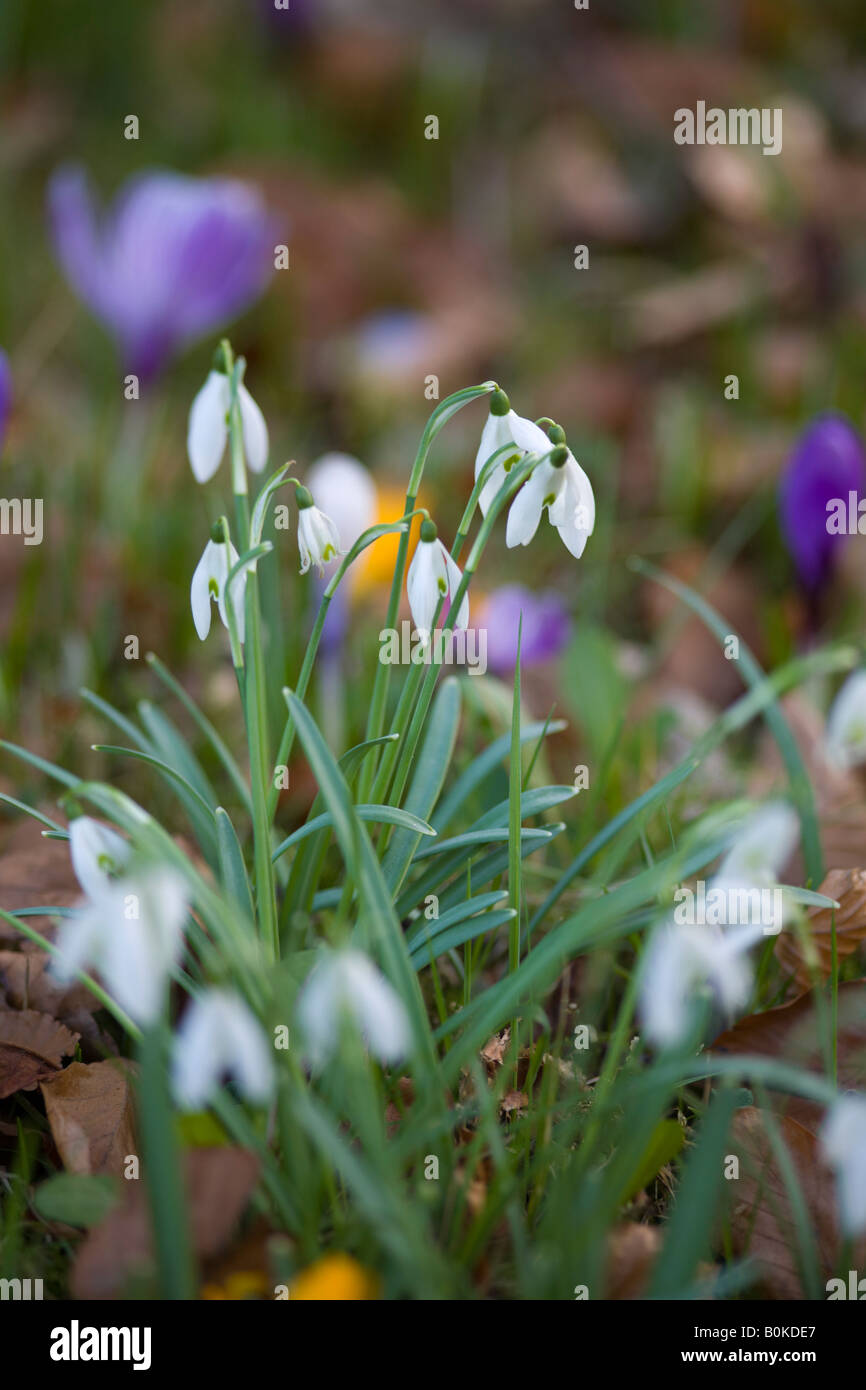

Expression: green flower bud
xmin=295 ymin=485 xmax=314 ymax=510
xmin=420 ymin=518 xmax=438 ymax=543
xmin=210 ymin=518 xmax=229 ymax=543
xmin=489 ymin=389 xmax=510 ymax=418
xmin=547 ymin=423 xmax=566 ymax=446
xmin=550 ymin=445 xmax=569 ymax=469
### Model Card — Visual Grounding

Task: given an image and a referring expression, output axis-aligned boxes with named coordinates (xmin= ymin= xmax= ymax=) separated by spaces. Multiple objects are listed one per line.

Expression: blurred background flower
xmin=48 ymin=167 xmax=275 ymax=379
xmin=475 ymin=585 xmax=571 ymax=676
xmin=778 ymin=414 xmax=866 ymax=598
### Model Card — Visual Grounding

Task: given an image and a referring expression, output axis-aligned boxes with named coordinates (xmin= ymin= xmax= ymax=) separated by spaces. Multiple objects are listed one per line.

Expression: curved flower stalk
xmin=172 ymin=990 xmax=274 ymax=1108
xmin=824 ymin=668 xmax=866 ymax=770
xmin=48 ymin=166 xmax=274 ymax=379
xmin=821 ymin=1095 xmax=866 ymax=1236
xmin=297 ymin=948 xmax=411 ymax=1070
xmin=406 ymin=519 xmax=468 ymax=642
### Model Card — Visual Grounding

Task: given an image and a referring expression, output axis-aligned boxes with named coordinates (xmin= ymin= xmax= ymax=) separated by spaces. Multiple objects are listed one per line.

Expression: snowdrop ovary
xmin=406 ymin=518 xmax=468 ymax=644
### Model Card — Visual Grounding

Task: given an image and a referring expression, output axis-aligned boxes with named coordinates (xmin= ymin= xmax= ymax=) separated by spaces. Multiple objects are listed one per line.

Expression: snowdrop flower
xmin=506 ymin=438 xmax=595 ymax=559
xmin=306 ymin=453 xmax=377 ymax=555
xmin=68 ymin=816 xmax=130 ymax=900
xmin=297 ymin=948 xmax=411 ymax=1069
xmin=825 ymin=670 xmax=866 ymax=770
xmin=296 ymin=485 xmax=344 ymax=576
xmin=406 ymin=519 xmax=468 ymax=643
xmin=821 ymin=1094 xmax=866 ymax=1236
xmin=52 ymin=867 xmax=189 ymax=1026
xmin=191 ymin=524 xmax=253 ymax=645
xmin=187 ymin=367 xmax=268 ymax=484
xmin=49 ymin=166 xmax=273 ymax=380
xmin=475 ymin=390 xmax=552 ymax=516
xmin=715 ymin=801 xmax=798 ymax=889
xmin=172 ymin=990 xmax=274 ymax=1109
xmin=639 ymin=920 xmax=761 ymax=1048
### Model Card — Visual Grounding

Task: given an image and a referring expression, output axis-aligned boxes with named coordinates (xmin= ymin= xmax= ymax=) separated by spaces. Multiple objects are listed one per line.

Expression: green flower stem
xmin=224 ymin=348 xmax=279 ymax=963
xmin=368 ymin=443 xmax=531 ymax=812
xmin=379 ymin=457 xmax=537 ymax=834
xmin=138 ymin=1023 xmax=196 ymax=1299
xmin=266 ymin=516 xmax=426 ymax=824
xmin=357 ymin=383 xmax=495 ymax=804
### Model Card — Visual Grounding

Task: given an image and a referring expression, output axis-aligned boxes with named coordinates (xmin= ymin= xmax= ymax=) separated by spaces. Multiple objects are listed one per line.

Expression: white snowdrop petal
xmin=187 ymin=372 xmax=229 ymax=484
xmin=238 ymin=383 xmax=269 ymax=473
xmin=68 ymin=817 xmax=129 ymax=900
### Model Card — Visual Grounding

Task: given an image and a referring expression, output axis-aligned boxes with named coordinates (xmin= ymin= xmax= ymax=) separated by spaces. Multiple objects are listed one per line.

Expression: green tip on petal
xmin=550 ymin=445 xmax=569 ymax=469
xmin=548 ymin=423 xmax=566 ymax=446
xmin=295 ymin=485 xmax=314 ymax=510
xmin=210 ymin=518 xmax=229 ymax=543
xmin=420 ymin=518 xmax=438 ymax=543
xmin=490 ymin=389 xmax=510 ymax=418
xmin=211 ymin=343 xmax=231 ymax=376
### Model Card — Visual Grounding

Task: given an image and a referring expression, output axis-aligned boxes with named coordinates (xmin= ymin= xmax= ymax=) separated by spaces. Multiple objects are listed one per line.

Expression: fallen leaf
xmin=72 ymin=1148 xmax=260 ymax=1299
xmin=0 ymin=1007 xmax=79 ymax=1098
xmin=0 ymin=818 xmax=80 ymax=938
xmin=500 ymin=1090 xmax=528 ymax=1116
xmin=480 ymin=1028 xmax=510 ymax=1069
xmin=41 ymin=1059 xmax=136 ymax=1176
xmin=726 ymin=1107 xmax=865 ymax=1298
xmin=0 ymin=948 xmax=95 ymax=1021
xmin=775 ymin=869 xmax=866 ymax=991
xmin=712 ymin=981 xmax=866 ymax=1129
xmin=604 ymin=1223 xmax=662 ymax=1299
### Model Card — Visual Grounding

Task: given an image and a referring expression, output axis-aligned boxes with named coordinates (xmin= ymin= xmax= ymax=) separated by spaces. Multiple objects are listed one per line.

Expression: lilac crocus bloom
xmin=48 ymin=167 xmax=275 ymax=379
xmin=477 ymin=585 xmax=571 ymax=675
xmin=778 ymin=414 xmax=866 ymax=594
xmin=0 ymin=350 xmax=11 ymax=452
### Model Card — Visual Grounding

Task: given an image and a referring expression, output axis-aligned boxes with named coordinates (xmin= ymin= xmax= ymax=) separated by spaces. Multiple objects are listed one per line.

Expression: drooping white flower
xmin=172 ymin=989 xmax=274 ymax=1109
xmin=506 ymin=442 xmax=595 ymax=558
xmin=296 ymin=486 xmax=345 ymax=576
xmin=190 ymin=532 xmax=248 ymax=644
xmin=297 ymin=948 xmax=411 ymax=1069
xmin=187 ymin=369 xmax=268 ymax=484
xmin=406 ymin=520 xmax=468 ymax=643
xmin=307 ymin=452 xmax=377 ymax=555
xmin=639 ymin=920 xmax=761 ymax=1048
xmin=69 ymin=816 xmax=130 ymax=900
xmin=52 ymin=866 xmax=189 ymax=1026
xmin=475 ymin=391 xmax=551 ymax=516
xmin=821 ymin=1095 xmax=866 ymax=1236
xmin=715 ymin=801 xmax=798 ymax=889
xmin=825 ymin=670 xmax=866 ymax=770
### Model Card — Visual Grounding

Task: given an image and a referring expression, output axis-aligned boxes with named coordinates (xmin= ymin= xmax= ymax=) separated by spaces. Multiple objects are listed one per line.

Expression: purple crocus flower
xmin=476 ymin=585 xmax=571 ymax=675
xmin=48 ymin=167 xmax=275 ymax=379
xmin=779 ymin=414 xmax=866 ymax=594
xmin=0 ymin=350 xmax=11 ymax=452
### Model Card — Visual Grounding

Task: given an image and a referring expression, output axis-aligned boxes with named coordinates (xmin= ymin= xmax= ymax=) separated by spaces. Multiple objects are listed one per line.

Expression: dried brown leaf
xmin=775 ymin=869 xmax=866 ymax=991
xmin=604 ymin=1223 xmax=662 ymax=1299
xmin=0 ymin=1007 xmax=79 ymax=1098
xmin=40 ymin=1059 xmax=136 ymax=1176
xmin=727 ymin=1107 xmax=865 ymax=1298
xmin=72 ymin=1148 xmax=260 ymax=1299
xmin=712 ymin=981 xmax=866 ymax=1129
